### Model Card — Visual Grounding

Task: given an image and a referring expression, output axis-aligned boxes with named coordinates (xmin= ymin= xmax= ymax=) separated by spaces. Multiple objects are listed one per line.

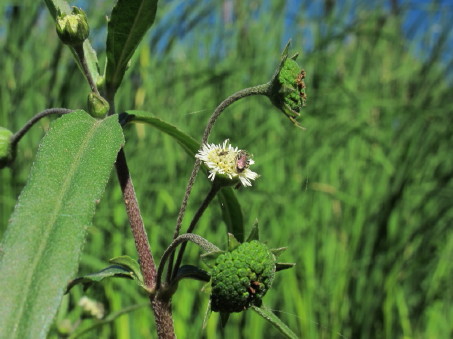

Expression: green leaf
xmin=43 ymin=1 xmax=100 ymax=89
xmin=124 ymin=111 xmax=244 ymax=241
xmin=173 ymin=265 xmax=210 ymax=283
xmin=105 ymin=0 xmax=159 ymax=94
xmin=251 ymin=305 xmax=299 ymax=339
xmin=0 ymin=111 xmax=124 ymax=339
xmin=109 ymin=255 xmax=144 ymax=286
xmin=66 ymin=265 xmax=135 ymax=293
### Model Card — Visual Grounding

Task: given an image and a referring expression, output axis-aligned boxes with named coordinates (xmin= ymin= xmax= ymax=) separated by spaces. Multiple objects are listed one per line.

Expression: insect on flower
xmin=236 ymin=151 xmax=250 ymax=173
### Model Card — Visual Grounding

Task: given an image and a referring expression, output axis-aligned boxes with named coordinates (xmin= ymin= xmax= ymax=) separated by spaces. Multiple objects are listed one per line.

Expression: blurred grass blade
xmin=218 ymin=189 xmax=244 ymax=242
xmin=125 ymin=110 xmax=244 ymax=241
xmin=251 ymin=305 xmax=298 ymax=339
xmin=105 ymin=0 xmax=159 ymax=94
xmin=43 ymin=0 xmax=100 ymax=87
xmin=0 ymin=111 xmax=124 ymax=339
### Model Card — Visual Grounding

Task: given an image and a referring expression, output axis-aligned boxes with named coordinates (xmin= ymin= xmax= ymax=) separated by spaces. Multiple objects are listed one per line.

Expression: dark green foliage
xmin=210 ymin=241 xmax=276 ymax=313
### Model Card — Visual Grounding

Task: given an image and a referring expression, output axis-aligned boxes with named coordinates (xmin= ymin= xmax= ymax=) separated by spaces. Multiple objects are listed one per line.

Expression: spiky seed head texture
xmin=210 ymin=240 xmax=276 ymax=313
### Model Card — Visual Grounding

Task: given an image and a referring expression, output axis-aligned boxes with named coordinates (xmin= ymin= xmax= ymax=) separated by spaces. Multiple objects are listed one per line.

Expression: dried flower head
xmin=195 ymin=140 xmax=258 ymax=187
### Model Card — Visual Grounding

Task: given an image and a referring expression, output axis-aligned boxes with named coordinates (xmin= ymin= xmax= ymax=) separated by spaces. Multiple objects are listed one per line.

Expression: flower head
xmin=56 ymin=7 xmax=89 ymax=46
xmin=195 ymin=139 xmax=258 ymax=187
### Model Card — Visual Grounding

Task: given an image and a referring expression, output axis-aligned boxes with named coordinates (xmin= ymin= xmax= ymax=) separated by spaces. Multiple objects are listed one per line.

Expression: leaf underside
xmin=0 ymin=111 xmax=124 ymax=339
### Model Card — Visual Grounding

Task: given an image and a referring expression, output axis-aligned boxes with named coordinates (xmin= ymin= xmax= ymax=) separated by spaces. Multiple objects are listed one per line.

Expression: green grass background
xmin=1 ymin=0 xmax=452 ymax=338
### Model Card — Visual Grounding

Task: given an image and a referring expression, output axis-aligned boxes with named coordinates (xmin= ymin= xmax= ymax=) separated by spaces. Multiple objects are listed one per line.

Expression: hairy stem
xmin=108 ymin=96 xmax=175 ymax=337
xmin=74 ymin=45 xmax=99 ymax=95
xmin=11 ymin=108 xmax=73 ymax=148
xmin=157 ymin=234 xmax=221 ymax=289
xmin=115 ymin=149 xmax=157 ymax=288
xmin=169 ymin=183 xmax=222 ymax=282
xmin=171 ymin=82 xmax=270 ymax=245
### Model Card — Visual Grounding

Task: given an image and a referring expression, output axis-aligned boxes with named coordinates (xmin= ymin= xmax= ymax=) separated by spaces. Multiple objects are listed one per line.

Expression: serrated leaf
xmin=109 ymin=255 xmax=144 ymax=286
xmin=251 ymin=305 xmax=299 ymax=339
xmin=124 ymin=111 xmax=244 ymax=241
xmin=66 ymin=265 xmax=135 ymax=293
xmin=105 ymin=0 xmax=159 ymax=94
xmin=0 ymin=111 xmax=124 ymax=339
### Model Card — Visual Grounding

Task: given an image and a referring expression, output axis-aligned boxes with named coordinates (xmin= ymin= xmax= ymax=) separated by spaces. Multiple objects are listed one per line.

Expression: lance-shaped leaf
xmin=105 ymin=0 xmax=159 ymax=94
xmin=0 ymin=111 xmax=124 ymax=339
xmin=66 ymin=265 xmax=136 ymax=293
xmin=124 ymin=111 xmax=244 ymax=241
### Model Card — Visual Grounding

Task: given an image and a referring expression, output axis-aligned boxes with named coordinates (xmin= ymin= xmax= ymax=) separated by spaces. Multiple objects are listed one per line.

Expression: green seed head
xmin=210 ymin=240 xmax=276 ymax=313
xmin=269 ymin=56 xmax=307 ymax=124
xmin=56 ymin=7 xmax=89 ymax=46
xmin=0 ymin=127 xmax=13 ymax=168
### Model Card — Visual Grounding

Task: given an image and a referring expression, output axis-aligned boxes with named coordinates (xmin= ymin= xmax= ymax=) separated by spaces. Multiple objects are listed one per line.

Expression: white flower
xmin=195 ymin=139 xmax=259 ymax=187
xmin=79 ymin=296 xmax=105 ymax=319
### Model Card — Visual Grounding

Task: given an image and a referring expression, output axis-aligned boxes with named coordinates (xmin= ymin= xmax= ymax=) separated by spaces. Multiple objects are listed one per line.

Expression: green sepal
xmin=220 ymin=312 xmax=231 ymax=327
xmin=275 ymin=263 xmax=296 ymax=272
xmin=270 ymin=247 xmax=288 ymax=258
xmin=200 ymin=250 xmax=226 ymax=268
xmin=227 ymin=233 xmax=241 ymax=251
xmin=245 ymin=219 xmax=260 ymax=242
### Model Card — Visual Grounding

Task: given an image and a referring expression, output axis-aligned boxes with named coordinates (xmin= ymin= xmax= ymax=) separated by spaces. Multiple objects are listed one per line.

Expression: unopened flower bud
xmin=0 ymin=127 xmax=14 ymax=168
xmin=269 ymin=42 xmax=307 ymax=126
xmin=87 ymin=92 xmax=109 ymax=118
xmin=56 ymin=7 xmax=89 ymax=46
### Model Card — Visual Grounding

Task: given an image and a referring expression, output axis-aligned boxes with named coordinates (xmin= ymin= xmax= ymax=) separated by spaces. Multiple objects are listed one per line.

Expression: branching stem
xmin=11 ymin=108 xmax=73 ymax=148
xmin=169 ymin=183 xmax=222 ymax=282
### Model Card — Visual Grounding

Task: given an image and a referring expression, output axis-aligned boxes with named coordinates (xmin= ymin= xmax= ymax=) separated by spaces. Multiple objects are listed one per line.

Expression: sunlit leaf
xmin=105 ymin=0 xmax=159 ymax=94
xmin=0 ymin=111 xmax=124 ymax=338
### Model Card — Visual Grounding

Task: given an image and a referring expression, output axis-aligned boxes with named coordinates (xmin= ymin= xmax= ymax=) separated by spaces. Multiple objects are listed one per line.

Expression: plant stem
xmin=169 ymin=183 xmax=222 ymax=282
xmin=172 ymin=83 xmax=270 ymax=240
xmin=166 ymin=83 xmax=270 ymax=286
xmin=74 ymin=45 xmax=99 ymax=95
xmin=11 ymin=108 xmax=73 ymax=148
xmin=108 ymin=96 xmax=175 ymax=337
xmin=156 ymin=234 xmax=221 ymax=289
xmin=115 ymin=149 xmax=156 ymax=288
